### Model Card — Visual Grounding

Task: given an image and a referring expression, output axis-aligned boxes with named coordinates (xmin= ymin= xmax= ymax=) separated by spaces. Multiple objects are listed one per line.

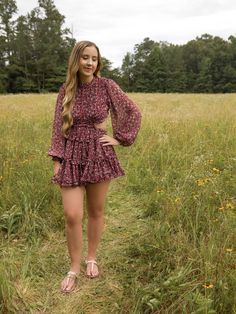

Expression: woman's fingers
xmin=99 ymin=135 xmax=119 ymax=146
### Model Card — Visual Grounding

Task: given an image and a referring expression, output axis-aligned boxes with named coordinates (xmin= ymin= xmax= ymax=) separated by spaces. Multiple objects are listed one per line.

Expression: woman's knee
xmin=64 ymin=208 xmax=83 ymax=226
xmin=87 ymin=205 xmax=104 ymax=219
xmin=60 ymin=186 xmax=85 ymax=226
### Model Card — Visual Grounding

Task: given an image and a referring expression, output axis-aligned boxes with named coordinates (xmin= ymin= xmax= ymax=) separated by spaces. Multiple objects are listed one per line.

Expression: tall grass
xmin=122 ymin=93 xmax=236 ymax=313
xmin=0 ymin=92 xmax=235 ymax=313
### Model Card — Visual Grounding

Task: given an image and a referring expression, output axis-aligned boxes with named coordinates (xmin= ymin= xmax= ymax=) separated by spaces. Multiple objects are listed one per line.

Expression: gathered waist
xmin=72 ymin=121 xmax=107 ymax=132
xmin=68 ymin=123 xmax=107 ymax=141
xmin=73 ymin=122 xmax=96 ymax=128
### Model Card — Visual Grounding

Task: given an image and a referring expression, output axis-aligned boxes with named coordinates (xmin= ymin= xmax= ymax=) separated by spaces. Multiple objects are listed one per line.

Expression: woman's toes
xmin=61 ymin=278 xmax=68 ymax=291
xmin=92 ymin=266 xmax=99 ymax=277
xmin=86 ymin=262 xmax=99 ymax=278
xmin=61 ymin=275 xmax=76 ymax=292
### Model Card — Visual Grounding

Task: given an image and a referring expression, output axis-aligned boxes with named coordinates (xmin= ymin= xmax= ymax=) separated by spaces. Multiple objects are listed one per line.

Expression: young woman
xmin=48 ymin=40 xmax=142 ymax=293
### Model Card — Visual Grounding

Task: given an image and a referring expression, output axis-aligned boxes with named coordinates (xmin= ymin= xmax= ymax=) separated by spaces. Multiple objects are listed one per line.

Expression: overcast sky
xmin=16 ymin=0 xmax=236 ymax=68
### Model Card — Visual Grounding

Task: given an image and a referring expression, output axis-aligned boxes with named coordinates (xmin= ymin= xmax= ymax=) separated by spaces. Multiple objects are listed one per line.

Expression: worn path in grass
xmin=33 ymin=180 xmax=142 ymax=314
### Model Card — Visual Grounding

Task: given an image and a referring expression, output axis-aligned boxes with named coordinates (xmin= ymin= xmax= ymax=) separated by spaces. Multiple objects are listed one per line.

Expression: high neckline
xmin=79 ymin=76 xmax=97 ymax=87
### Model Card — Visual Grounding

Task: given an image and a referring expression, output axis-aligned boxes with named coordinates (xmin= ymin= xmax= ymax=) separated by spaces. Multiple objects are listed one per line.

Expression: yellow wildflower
xmin=196 ymin=178 xmax=210 ymax=186
xmin=196 ymin=179 xmax=204 ymax=186
xmin=212 ymin=167 xmax=220 ymax=174
xmin=202 ymin=283 xmax=214 ymax=289
xmin=225 ymin=202 xmax=234 ymax=209
xmin=226 ymin=248 xmax=233 ymax=252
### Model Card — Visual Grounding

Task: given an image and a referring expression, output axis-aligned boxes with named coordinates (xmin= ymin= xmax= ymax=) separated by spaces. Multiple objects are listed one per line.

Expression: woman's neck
xmin=79 ymin=75 xmax=94 ymax=84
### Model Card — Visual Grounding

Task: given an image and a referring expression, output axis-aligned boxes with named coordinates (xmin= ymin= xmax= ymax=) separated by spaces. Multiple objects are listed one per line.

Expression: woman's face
xmin=78 ymin=45 xmax=98 ymax=81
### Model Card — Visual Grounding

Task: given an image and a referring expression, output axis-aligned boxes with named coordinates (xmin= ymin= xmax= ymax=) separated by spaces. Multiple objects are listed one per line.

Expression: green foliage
xmin=0 ymin=192 xmax=49 ymax=241
xmin=0 ymin=89 xmax=235 ymax=312
xmin=120 ymin=93 xmax=236 ymax=313
xmin=120 ymin=34 xmax=236 ymax=93
xmin=0 ymin=0 xmax=75 ymax=93
xmin=0 ymin=265 xmax=17 ymax=313
xmin=0 ymin=0 xmax=120 ymax=94
xmin=100 ymin=57 xmax=122 ymax=85
xmin=2 ymin=1 xmax=236 ymax=93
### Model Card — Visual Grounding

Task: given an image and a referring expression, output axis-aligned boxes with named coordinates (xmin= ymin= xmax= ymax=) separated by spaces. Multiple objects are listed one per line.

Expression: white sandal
xmin=61 ymin=271 xmax=78 ymax=293
xmin=85 ymin=260 xmax=99 ymax=278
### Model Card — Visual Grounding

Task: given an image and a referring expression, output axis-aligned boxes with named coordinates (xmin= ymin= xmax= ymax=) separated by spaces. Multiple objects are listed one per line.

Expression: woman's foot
xmin=60 ymin=271 xmax=78 ymax=293
xmin=85 ymin=260 xmax=99 ymax=278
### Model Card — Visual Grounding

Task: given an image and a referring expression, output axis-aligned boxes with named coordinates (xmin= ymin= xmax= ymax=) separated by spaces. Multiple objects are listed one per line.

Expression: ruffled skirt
xmin=52 ymin=125 xmax=125 ymax=187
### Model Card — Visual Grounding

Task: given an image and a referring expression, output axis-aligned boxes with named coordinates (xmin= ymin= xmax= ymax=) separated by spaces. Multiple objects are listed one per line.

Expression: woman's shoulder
xmin=57 ymin=82 xmax=65 ymax=92
xmin=97 ymin=76 xmax=109 ymax=85
xmin=98 ymin=76 xmax=119 ymax=89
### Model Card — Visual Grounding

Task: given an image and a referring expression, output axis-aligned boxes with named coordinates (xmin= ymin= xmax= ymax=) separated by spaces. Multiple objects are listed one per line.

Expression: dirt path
xmin=38 ymin=181 xmax=142 ymax=314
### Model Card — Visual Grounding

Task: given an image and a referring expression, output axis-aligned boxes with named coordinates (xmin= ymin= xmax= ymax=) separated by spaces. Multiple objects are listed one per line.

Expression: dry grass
xmin=0 ymin=92 xmax=235 ymax=313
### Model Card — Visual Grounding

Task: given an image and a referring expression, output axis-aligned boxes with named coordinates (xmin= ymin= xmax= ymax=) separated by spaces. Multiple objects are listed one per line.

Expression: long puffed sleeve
xmin=48 ymin=84 xmax=66 ymax=162
xmin=106 ymin=79 xmax=142 ymax=146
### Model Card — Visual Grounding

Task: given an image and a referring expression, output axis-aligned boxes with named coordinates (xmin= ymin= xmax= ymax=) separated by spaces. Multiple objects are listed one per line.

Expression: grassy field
xmin=0 ymin=92 xmax=235 ymax=313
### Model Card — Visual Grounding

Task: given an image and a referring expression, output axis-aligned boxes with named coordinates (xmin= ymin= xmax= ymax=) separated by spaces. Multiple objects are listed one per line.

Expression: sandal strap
xmin=67 ymin=271 xmax=78 ymax=278
xmin=85 ymin=260 xmax=98 ymax=273
xmin=85 ymin=260 xmax=98 ymax=265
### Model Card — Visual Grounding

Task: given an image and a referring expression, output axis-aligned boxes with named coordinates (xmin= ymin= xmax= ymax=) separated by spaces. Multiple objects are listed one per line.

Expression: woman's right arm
xmin=48 ymin=84 xmax=66 ymax=163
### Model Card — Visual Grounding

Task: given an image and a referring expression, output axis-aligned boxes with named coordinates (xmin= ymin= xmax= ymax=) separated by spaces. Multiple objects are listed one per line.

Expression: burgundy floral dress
xmin=48 ymin=76 xmax=142 ymax=187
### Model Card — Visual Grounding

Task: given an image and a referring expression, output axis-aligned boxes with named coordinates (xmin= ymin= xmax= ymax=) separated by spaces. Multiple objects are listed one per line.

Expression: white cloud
xmin=156 ymin=0 xmax=236 ymax=17
xmin=15 ymin=0 xmax=236 ymax=67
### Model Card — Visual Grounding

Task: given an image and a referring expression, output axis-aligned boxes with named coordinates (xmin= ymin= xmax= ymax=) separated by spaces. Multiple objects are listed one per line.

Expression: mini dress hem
xmin=51 ymin=171 xmax=125 ymax=187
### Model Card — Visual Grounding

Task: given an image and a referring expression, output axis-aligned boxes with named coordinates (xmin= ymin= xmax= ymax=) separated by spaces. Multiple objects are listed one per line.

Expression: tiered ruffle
xmin=52 ymin=126 xmax=125 ymax=186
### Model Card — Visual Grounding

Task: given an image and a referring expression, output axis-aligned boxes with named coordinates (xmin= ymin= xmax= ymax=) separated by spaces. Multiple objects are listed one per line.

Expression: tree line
xmin=0 ymin=0 xmax=75 ymax=93
xmin=1 ymin=0 xmax=236 ymax=93
xmin=120 ymin=35 xmax=236 ymax=93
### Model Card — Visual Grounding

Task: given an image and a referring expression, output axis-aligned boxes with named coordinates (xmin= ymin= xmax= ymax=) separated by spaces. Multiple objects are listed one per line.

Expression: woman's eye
xmin=81 ymin=56 xmax=97 ymax=62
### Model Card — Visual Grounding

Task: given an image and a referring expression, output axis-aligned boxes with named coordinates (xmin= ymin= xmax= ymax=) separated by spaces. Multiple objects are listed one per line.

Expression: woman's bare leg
xmin=60 ymin=185 xmax=85 ymax=291
xmin=85 ymin=179 xmax=111 ymax=277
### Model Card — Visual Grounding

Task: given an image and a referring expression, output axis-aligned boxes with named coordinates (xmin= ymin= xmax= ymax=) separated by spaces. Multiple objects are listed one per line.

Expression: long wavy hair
xmin=62 ymin=41 xmax=102 ymax=137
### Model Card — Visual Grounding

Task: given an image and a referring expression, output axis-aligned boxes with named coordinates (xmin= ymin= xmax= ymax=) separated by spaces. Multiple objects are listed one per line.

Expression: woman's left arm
xmin=105 ymin=78 xmax=142 ymax=146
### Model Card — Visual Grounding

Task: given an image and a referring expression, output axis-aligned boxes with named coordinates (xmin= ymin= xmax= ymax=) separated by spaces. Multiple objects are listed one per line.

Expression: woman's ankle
xmin=70 ymin=264 xmax=80 ymax=273
xmin=86 ymin=254 xmax=96 ymax=261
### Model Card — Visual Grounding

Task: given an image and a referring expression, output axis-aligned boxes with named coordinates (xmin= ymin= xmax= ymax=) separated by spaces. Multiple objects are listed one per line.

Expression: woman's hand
xmin=99 ymin=134 xmax=120 ymax=146
xmin=53 ymin=160 xmax=61 ymax=176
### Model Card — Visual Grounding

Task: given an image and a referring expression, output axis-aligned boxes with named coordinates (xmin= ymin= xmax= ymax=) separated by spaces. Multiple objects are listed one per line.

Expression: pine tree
xmin=27 ymin=0 xmax=75 ymax=91
xmin=120 ymin=52 xmax=134 ymax=91
xmin=0 ymin=0 xmax=17 ymax=92
xmin=132 ymin=37 xmax=155 ymax=91
xmin=195 ymin=57 xmax=213 ymax=92
xmin=145 ymin=45 xmax=167 ymax=92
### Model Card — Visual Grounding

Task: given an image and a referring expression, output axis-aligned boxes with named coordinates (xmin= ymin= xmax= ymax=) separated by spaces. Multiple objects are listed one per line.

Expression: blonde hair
xmin=62 ymin=41 xmax=102 ymax=137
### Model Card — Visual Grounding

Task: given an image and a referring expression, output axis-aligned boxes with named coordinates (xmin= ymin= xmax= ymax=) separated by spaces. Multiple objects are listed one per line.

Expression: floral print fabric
xmin=48 ymin=76 xmax=142 ymax=187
